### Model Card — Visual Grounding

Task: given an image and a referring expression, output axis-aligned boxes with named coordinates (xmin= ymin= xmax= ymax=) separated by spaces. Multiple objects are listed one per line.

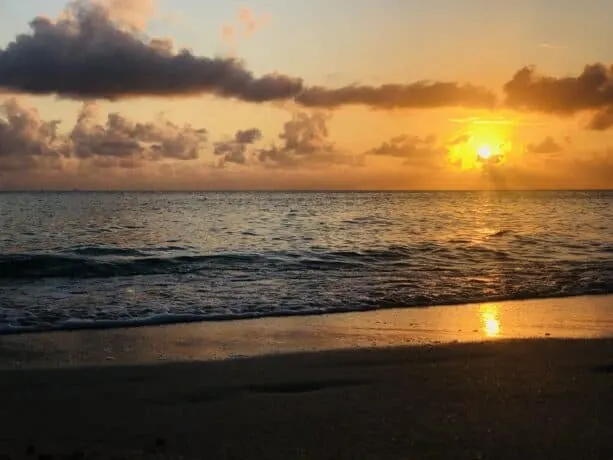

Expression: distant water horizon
xmin=1 ymin=190 xmax=612 ymax=334
xmin=2 ymin=189 xmax=613 ymax=193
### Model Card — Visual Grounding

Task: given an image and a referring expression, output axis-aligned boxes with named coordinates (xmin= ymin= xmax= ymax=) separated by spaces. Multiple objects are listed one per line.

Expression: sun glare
xmin=477 ymin=144 xmax=493 ymax=160
xmin=447 ymin=120 xmax=513 ymax=170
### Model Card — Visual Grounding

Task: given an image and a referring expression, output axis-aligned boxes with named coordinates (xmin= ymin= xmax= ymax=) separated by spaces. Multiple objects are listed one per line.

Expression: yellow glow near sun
xmin=447 ymin=120 xmax=514 ymax=170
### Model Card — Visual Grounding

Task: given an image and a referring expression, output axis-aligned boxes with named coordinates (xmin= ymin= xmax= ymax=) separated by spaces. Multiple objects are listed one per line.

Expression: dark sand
xmin=2 ymin=338 xmax=613 ymax=459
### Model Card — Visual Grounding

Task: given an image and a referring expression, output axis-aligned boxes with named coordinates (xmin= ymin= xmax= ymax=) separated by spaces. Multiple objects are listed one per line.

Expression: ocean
xmin=0 ymin=191 xmax=612 ymax=334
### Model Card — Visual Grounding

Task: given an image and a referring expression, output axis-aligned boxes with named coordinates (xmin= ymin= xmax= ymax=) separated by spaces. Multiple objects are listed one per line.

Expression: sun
xmin=477 ymin=144 xmax=494 ymax=160
xmin=447 ymin=121 xmax=513 ymax=170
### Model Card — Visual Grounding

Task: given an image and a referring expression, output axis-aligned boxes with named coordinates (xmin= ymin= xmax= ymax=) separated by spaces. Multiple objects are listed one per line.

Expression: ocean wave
xmin=0 ymin=252 xmax=270 ymax=279
xmin=0 ymin=244 xmax=505 ymax=279
xmin=487 ymin=229 xmax=514 ymax=238
xmin=67 ymin=246 xmax=148 ymax=257
xmin=0 ymin=241 xmax=607 ymax=279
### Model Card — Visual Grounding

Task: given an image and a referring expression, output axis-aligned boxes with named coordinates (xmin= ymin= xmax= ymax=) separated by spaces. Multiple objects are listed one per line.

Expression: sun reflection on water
xmin=480 ymin=304 xmax=501 ymax=337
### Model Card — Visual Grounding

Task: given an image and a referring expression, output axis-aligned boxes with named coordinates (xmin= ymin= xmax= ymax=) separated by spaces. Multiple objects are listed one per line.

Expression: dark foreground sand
xmin=1 ymin=338 xmax=613 ymax=459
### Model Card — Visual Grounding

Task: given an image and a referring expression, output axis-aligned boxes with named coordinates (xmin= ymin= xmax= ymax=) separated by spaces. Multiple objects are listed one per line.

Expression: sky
xmin=1 ymin=0 xmax=613 ymax=190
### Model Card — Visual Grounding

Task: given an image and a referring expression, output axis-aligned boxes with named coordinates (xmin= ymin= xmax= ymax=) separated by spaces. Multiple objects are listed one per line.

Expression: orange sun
xmin=448 ymin=121 xmax=513 ymax=170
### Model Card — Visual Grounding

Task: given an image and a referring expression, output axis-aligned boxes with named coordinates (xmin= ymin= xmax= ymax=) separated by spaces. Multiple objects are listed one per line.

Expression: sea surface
xmin=0 ymin=191 xmax=612 ymax=333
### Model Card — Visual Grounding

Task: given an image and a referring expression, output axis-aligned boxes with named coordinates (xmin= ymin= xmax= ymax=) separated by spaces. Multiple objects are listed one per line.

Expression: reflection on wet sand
xmin=480 ymin=304 xmax=501 ymax=337
xmin=1 ymin=295 xmax=612 ymax=369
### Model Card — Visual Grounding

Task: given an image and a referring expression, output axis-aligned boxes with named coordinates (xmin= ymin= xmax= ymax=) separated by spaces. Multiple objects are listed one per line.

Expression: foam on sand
xmin=1 ymin=294 xmax=612 ymax=369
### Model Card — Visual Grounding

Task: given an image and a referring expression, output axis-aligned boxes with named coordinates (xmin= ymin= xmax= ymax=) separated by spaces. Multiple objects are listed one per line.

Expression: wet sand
xmin=1 ymin=296 xmax=613 ymax=459
xmin=1 ymin=295 xmax=613 ymax=369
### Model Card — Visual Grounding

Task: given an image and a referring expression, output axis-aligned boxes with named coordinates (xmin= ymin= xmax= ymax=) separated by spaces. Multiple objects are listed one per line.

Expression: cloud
xmin=214 ymin=128 xmax=262 ymax=166
xmin=258 ymin=112 xmax=358 ymax=167
xmin=221 ymin=24 xmax=235 ymax=44
xmin=526 ymin=136 xmax=564 ymax=154
xmin=71 ymin=102 xmax=207 ymax=165
xmin=366 ymin=134 xmax=444 ymax=166
xmin=0 ymin=0 xmax=303 ymax=102
xmin=222 ymin=6 xmax=271 ymax=44
xmin=0 ymin=97 xmax=208 ymax=172
xmin=0 ymin=98 xmax=69 ymax=171
xmin=235 ymin=128 xmax=262 ymax=144
xmin=0 ymin=0 xmax=496 ymax=111
xmin=238 ymin=7 xmax=271 ymax=36
xmin=95 ymin=0 xmax=156 ymax=31
xmin=504 ymin=64 xmax=613 ymax=129
xmin=258 ymin=112 xmax=332 ymax=165
xmin=587 ymin=107 xmax=613 ymax=131
xmin=538 ymin=43 xmax=568 ymax=50
xmin=296 ymin=82 xmax=497 ymax=109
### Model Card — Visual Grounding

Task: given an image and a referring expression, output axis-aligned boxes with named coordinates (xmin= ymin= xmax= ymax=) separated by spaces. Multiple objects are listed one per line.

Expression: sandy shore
xmin=1 ymin=295 xmax=613 ymax=459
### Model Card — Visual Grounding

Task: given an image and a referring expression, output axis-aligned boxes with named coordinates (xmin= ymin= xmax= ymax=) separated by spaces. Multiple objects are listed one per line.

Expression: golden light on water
xmin=480 ymin=304 xmax=501 ymax=337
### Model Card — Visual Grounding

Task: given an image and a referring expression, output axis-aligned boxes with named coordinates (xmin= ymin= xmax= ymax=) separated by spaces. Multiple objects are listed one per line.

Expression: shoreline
xmin=1 ymin=294 xmax=612 ymax=369
xmin=2 ymin=296 xmax=613 ymax=458
xmin=2 ymin=292 xmax=611 ymax=337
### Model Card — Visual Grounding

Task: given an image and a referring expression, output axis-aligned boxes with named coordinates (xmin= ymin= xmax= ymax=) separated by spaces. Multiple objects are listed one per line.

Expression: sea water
xmin=0 ymin=191 xmax=612 ymax=333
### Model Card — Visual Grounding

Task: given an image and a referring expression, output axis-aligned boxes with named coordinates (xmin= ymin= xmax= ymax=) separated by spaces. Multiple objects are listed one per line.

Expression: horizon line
xmin=1 ymin=188 xmax=612 ymax=193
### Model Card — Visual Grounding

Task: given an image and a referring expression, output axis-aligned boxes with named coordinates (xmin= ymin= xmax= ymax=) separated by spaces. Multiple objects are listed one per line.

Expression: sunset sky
xmin=1 ymin=0 xmax=613 ymax=190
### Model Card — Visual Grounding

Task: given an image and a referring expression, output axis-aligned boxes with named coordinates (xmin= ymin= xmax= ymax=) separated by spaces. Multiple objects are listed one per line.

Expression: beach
xmin=1 ymin=295 xmax=613 ymax=459
xmin=2 ymin=0 xmax=613 ymax=455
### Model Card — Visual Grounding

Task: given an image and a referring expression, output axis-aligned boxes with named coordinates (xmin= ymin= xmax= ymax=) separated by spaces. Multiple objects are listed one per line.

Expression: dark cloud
xmin=0 ymin=98 xmax=68 ymax=172
xmin=588 ymin=107 xmax=613 ymax=131
xmin=2 ymin=97 xmax=208 ymax=171
xmin=526 ymin=136 xmax=564 ymax=154
xmin=258 ymin=112 xmax=331 ymax=165
xmin=448 ymin=134 xmax=471 ymax=146
xmin=0 ymin=1 xmax=303 ymax=102
xmin=297 ymin=82 xmax=497 ymax=109
xmin=0 ymin=0 xmax=496 ymax=111
xmin=258 ymin=112 xmax=358 ymax=167
xmin=366 ymin=135 xmax=441 ymax=165
xmin=234 ymin=128 xmax=262 ymax=144
xmin=71 ymin=102 xmax=207 ymax=164
xmin=504 ymin=64 xmax=613 ymax=129
xmin=214 ymin=128 xmax=262 ymax=165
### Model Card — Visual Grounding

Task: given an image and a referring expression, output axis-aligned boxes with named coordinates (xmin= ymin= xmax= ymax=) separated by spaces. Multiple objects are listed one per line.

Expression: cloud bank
xmin=504 ymin=64 xmax=613 ymax=129
xmin=0 ymin=98 xmax=352 ymax=174
xmin=526 ymin=136 xmax=564 ymax=154
xmin=0 ymin=1 xmax=302 ymax=102
xmin=0 ymin=98 xmax=68 ymax=171
xmin=257 ymin=112 xmax=359 ymax=167
xmin=0 ymin=98 xmax=208 ymax=172
xmin=366 ymin=134 xmax=441 ymax=164
xmin=71 ymin=102 xmax=208 ymax=166
xmin=4 ymin=0 xmax=613 ymax=130
xmin=297 ymin=83 xmax=496 ymax=109
xmin=0 ymin=0 xmax=496 ymax=111
xmin=214 ymin=128 xmax=262 ymax=166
